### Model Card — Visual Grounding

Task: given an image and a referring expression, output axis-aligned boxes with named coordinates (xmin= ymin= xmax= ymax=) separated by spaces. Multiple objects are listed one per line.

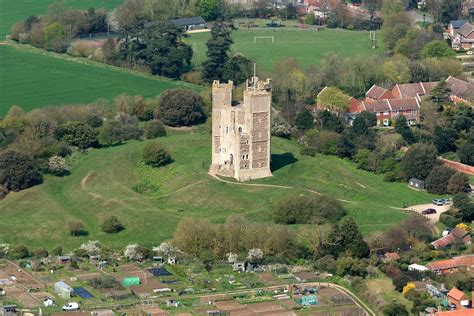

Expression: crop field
xmin=186 ymin=28 xmax=384 ymax=72
xmin=0 ymin=129 xmax=437 ymax=251
xmin=0 ymin=45 xmax=199 ymax=116
xmin=0 ymin=0 xmax=123 ymax=39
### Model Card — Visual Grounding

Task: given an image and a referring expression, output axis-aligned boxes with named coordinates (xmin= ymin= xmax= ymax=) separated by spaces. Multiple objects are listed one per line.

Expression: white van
xmin=62 ymin=302 xmax=79 ymax=311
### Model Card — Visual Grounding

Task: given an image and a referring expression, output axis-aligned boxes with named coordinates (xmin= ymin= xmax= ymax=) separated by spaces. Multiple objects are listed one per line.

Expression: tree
xmin=316 ymin=87 xmax=351 ymax=115
xmin=421 ymin=40 xmax=456 ymax=58
xmin=402 ymin=143 xmax=437 ymax=180
xmin=433 ymin=126 xmax=457 ymax=154
xmin=352 ymin=111 xmax=376 ymax=136
xmin=157 ymin=89 xmax=205 ymax=126
xmin=383 ymin=301 xmax=409 ymax=316
xmin=44 ymin=22 xmax=68 ymax=52
xmin=142 ymin=142 xmax=172 ymax=167
xmin=101 ymin=216 xmax=124 ymax=233
xmin=33 ymin=248 xmax=49 ymax=258
xmin=202 ymin=21 xmax=233 ymax=82
xmin=336 ymin=256 xmax=368 ymax=277
xmin=435 ymin=0 xmax=463 ymax=24
xmin=294 ymin=108 xmax=313 ymax=130
xmin=144 ymin=120 xmax=167 ymax=139
xmin=124 ymin=244 xmax=150 ymax=261
xmin=0 ymin=150 xmax=42 ymax=191
xmin=222 ymin=54 xmax=252 ymax=85
xmin=199 ymin=0 xmax=220 ymax=20
xmin=80 ymin=240 xmax=101 ymax=255
xmin=54 ymin=121 xmax=98 ymax=150
xmin=304 ymin=13 xmax=316 ymax=25
xmin=52 ymin=246 xmax=63 ymax=256
xmin=48 ymin=155 xmax=70 ymax=176
xmin=102 ymin=38 xmax=118 ymax=64
xmin=67 ymin=221 xmax=86 ymax=236
xmin=324 ymin=216 xmax=370 ymax=259
xmin=274 ymin=194 xmax=346 ymax=225
xmin=383 ymin=55 xmax=411 ymax=84
xmin=458 ymin=141 xmax=474 ymax=166
xmin=394 ymin=115 xmax=415 ymax=144
xmin=316 ymin=110 xmax=345 ymax=133
xmin=429 ymin=81 xmax=452 ymax=108
xmin=425 ymin=165 xmax=456 ymax=194
xmin=9 ymin=244 xmax=29 ymax=259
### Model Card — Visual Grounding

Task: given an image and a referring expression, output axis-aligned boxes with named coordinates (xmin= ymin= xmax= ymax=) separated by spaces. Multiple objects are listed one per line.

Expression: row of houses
xmin=341 ymin=76 xmax=473 ymax=126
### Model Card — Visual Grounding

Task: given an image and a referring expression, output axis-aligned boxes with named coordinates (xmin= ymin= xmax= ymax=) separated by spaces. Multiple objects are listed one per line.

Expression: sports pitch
xmin=186 ymin=28 xmax=384 ymax=72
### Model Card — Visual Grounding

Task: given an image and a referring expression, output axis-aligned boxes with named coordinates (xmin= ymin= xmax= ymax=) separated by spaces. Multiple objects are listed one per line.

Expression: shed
xmin=122 ymin=277 xmax=141 ymax=286
xmin=43 ymin=298 xmax=54 ymax=307
xmin=54 ymin=281 xmax=74 ymax=299
xmin=297 ymin=295 xmax=319 ymax=306
xmin=171 ymin=16 xmax=206 ymax=31
xmin=409 ymin=178 xmax=425 ymax=190
xmin=408 ymin=264 xmax=428 ymax=272
xmin=57 ymin=255 xmax=72 ymax=264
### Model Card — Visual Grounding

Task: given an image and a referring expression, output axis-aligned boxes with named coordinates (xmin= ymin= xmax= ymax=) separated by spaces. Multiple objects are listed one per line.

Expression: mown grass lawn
xmin=0 ymin=129 xmax=438 ymax=251
xmin=0 ymin=45 xmax=200 ymax=116
xmin=0 ymin=0 xmax=123 ymax=39
xmin=186 ymin=28 xmax=384 ymax=72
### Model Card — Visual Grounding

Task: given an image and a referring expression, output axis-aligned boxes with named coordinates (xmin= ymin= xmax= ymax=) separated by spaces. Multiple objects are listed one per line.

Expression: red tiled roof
xmin=426 ymin=255 xmax=474 ymax=271
xmin=431 ymin=234 xmax=457 ymax=248
xmin=365 ymin=85 xmax=388 ymax=100
xmin=446 ymin=76 xmax=474 ymax=100
xmin=361 ymin=99 xmax=390 ymax=112
xmin=392 ymin=82 xmax=437 ymax=98
xmin=450 ymin=227 xmax=470 ymax=239
xmin=388 ymin=98 xmax=419 ymax=111
xmin=348 ymin=97 xmax=364 ymax=113
xmin=448 ymin=287 xmax=467 ymax=302
xmin=383 ymin=252 xmax=400 ymax=261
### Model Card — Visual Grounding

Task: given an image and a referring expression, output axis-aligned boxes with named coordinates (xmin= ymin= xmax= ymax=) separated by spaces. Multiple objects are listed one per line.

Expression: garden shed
xmin=122 ymin=277 xmax=141 ymax=286
xmin=409 ymin=178 xmax=426 ymax=190
xmin=54 ymin=281 xmax=74 ymax=299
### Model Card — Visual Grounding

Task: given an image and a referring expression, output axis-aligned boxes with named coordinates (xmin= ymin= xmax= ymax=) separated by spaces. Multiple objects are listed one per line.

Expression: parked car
xmin=62 ymin=302 xmax=79 ymax=311
xmin=432 ymin=199 xmax=445 ymax=206
xmin=422 ymin=208 xmax=437 ymax=215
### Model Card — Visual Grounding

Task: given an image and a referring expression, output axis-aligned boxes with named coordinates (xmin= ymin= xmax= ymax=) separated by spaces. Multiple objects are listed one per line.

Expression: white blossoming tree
xmin=153 ymin=242 xmax=182 ymax=258
xmin=227 ymin=252 xmax=238 ymax=263
xmin=124 ymin=244 xmax=146 ymax=261
xmin=48 ymin=155 xmax=70 ymax=176
xmin=247 ymin=248 xmax=264 ymax=263
xmin=80 ymin=240 xmax=101 ymax=256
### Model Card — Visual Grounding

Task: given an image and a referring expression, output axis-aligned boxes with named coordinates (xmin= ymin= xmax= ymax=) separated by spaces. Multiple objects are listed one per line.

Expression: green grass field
xmin=0 ymin=0 xmax=123 ymax=39
xmin=0 ymin=45 xmax=199 ymax=116
xmin=186 ymin=28 xmax=384 ymax=72
xmin=0 ymin=128 xmax=437 ymax=251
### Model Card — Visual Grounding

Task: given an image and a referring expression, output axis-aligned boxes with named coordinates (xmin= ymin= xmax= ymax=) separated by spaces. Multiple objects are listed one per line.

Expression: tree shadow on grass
xmin=271 ymin=152 xmax=297 ymax=172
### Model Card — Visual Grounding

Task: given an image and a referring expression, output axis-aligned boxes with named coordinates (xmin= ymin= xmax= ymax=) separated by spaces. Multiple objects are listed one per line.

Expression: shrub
xmin=157 ymin=89 xmax=205 ymax=126
xmin=54 ymin=121 xmax=98 ymax=149
xmin=101 ymin=216 xmax=124 ymax=233
xmin=9 ymin=244 xmax=29 ymax=259
xmin=142 ymin=142 xmax=172 ymax=167
xmin=48 ymin=155 xmax=70 ymax=176
xmin=439 ymin=213 xmax=462 ymax=228
xmin=33 ymin=248 xmax=49 ymax=258
xmin=0 ymin=150 xmax=42 ymax=191
xmin=89 ymin=275 xmax=121 ymax=289
xmin=425 ymin=165 xmax=456 ymax=194
xmin=447 ymin=172 xmax=470 ymax=194
xmin=144 ymin=120 xmax=167 ymax=139
xmin=274 ymin=194 xmax=346 ymax=225
xmin=67 ymin=221 xmax=86 ymax=236
xmin=402 ymin=143 xmax=437 ymax=180
xmin=300 ymin=146 xmax=316 ymax=157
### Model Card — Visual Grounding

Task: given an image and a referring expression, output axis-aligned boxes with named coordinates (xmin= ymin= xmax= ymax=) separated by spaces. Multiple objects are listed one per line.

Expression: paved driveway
xmin=405 ymin=203 xmax=451 ymax=222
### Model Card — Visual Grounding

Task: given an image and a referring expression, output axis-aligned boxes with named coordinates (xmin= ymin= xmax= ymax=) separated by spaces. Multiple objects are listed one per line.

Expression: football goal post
xmin=254 ymin=36 xmax=274 ymax=44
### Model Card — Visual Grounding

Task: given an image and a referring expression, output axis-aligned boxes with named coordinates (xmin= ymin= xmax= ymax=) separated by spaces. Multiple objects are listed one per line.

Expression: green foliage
xmin=274 ymin=194 xmax=346 ymax=225
xmin=383 ymin=55 xmax=411 ymax=83
xmin=324 ymin=216 xmax=370 ymax=259
xmin=202 ymin=21 xmax=233 ymax=83
xmin=199 ymin=0 xmax=220 ymax=21
xmin=44 ymin=22 xmax=68 ymax=52
xmin=98 ymin=119 xmax=143 ymax=146
xmin=54 ymin=121 xmax=98 ymax=149
xmin=119 ymin=21 xmax=193 ymax=79
xmin=352 ymin=111 xmax=376 ymax=136
xmin=316 ymin=110 xmax=345 ymax=133
xmin=89 ymin=275 xmax=121 ymax=289
xmin=316 ymin=87 xmax=350 ymax=114
xmin=447 ymin=172 xmax=469 ymax=195
xmin=0 ymin=149 xmax=42 ymax=191
xmin=394 ymin=116 xmax=415 ymax=144
xmin=144 ymin=120 xmax=167 ymax=139
xmin=67 ymin=220 xmax=86 ymax=236
xmin=439 ymin=213 xmax=462 ymax=228
xmin=436 ymin=0 xmax=463 ymax=24
xmin=383 ymin=301 xmax=409 ymax=316
xmin=402 ymin=143 xmax=437 ymax=180
xmin=157 ymin=89 xmax=205 ymax=126
xmin=421 ymin=40 xmax=455 ymax=58
xmin=101 ymin=215 xmax=124 ymax=233
xmin=142 ymin=141 xmax=172 ymax=168
xmin=222 ymin=54 xmax=253 ymax=85
xmin=33 ymin=248 xmax=49 ymax=258
xmin=304 ymin=14 xmax=316 ymax=25
xmin=425 ymin=165 xmax=455 ymax=194
xmin=9 ymin=244 xmax=29 ymax=259
xmin=336 ymin=256 xmax=368 ymax=277
xmin=429 ymin=81 xmax=452 ymax=107
xmin=433 ymin=125 xmax=457 ymax=153
xmin=294 ymin=108 xmax=313 ymax=130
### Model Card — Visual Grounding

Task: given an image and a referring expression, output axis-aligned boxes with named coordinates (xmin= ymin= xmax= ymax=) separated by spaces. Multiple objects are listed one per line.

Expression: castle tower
xmin=209 ymin=77 xmax=272 ymax=181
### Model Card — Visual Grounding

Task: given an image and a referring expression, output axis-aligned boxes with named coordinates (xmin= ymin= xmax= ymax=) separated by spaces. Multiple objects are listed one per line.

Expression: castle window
xmin=226 ymin=127 xmax=228 ymax=133
xmin=238 ymin=127 xmax=242 ymax=133
xmin=242 ymin=155 xmax=245 ymax=159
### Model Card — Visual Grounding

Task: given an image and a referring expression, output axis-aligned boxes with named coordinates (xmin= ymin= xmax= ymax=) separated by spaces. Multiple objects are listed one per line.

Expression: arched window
xmin=238 ymin=127 xmax=242 ymax=133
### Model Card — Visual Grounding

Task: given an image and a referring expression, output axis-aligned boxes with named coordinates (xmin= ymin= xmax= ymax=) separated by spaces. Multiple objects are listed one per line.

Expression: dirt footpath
xmin=405 ymin=203 xmax=451 ymax=222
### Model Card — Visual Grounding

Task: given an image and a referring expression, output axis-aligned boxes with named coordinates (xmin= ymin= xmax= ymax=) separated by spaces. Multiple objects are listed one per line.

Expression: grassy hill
xmin=186 ymin=28 xmax=384 ymax=72
xmin=0 ymin=0 xmax=123 ymax=39
xmin=0 ymin=128 xmax=437 ymax=251
xmin=0 ymin=45 xmax=200 ymax=116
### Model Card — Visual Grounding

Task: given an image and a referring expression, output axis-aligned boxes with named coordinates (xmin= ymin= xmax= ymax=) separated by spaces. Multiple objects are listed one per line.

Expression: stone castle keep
xmin=209 ymin=77 xmax=272 ymax=181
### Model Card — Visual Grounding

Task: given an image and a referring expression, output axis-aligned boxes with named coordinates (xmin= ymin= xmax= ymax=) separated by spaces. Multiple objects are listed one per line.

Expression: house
xmin=360 ymin=98 xmax=421 ymax=126
xmin=365 ymin=85 xmax=395 ymax=101
xmin=431 ymin=227 xmax=471 ymax=249
xmin=409 ymin=178 xmax=426 ymax=190
xmin=446 ymin=76 xmax=474 ymax=105
xmin=408 ymin=263 xmax=428 ymax=272
xmin=426 ymin=254 xmax=474 ymax=274
xmin=233 ymin=261 xmax=246 ymax=272
xmin=447 ymin=287 xmax=468 ymax=310
xmin=391 ymin=82 xmax=438 ymax=101
xmin=449 ymin=21 xmax=474 ymax=50
xmin=435 ymin=310 xmax=474 ymax=316
xmin=170 ymin=16 xmax=206 ymax=31
xmin=382 ymin=252 xmax=400 ymax=263
xmin=54 ymin=281 xmax=74 ymax=299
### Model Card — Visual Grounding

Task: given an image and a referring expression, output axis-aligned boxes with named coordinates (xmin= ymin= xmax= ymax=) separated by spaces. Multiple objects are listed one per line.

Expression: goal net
xmin=254 ymin=36 xmax=274 ymax=44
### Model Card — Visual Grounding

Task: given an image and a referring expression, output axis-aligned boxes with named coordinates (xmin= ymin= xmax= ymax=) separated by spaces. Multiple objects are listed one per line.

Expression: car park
xmin=422 ymin=208 xmax=437 ymax=215
xmin=432 ymin=199 xmax=445 ymax=206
